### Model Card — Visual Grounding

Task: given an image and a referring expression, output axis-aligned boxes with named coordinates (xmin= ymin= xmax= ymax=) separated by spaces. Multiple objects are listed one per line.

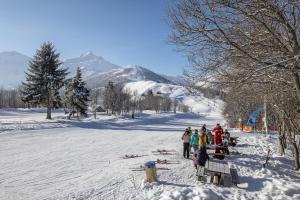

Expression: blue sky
xmin=0 ymin=0 xmax=187 ymax=75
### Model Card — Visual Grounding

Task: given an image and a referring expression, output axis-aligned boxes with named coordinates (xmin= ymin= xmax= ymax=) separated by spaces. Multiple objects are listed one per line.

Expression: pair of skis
xmin=122 ymin=149 xmax=177 ymax=159
xmin=155 ymin=159 xmax=180 ymax=164
xmin=130 ymin=159 xmax=180 ymax=171
xmin=130 ymin=165 xmax=170 ymax=171
xmin=152 ymin=149 xmax=177 ymax=155
xmin=121 ymin=154 xmax=147 ymax=159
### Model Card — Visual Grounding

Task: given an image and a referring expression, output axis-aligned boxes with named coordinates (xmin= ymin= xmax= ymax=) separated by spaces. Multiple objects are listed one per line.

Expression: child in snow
xmin=197 ymin=146 xmax=210 ymax=167
xmin=224 ymin=129 xmax=230 ymax=139
xmin=187 ymin=127 xmax=192 ymax=151
xmin=206 ymin=130 xmax=213 ymax=145
xmin=199 ymin=130 xmax=207 ymax=147
xmin=193 ymin=146 xmax=210 ymax=169
xmin=190 ymin=129 xmax=199 ymax=152
xmin=182 ymin=128 xmax=190 ymax=159
xmin=201 ymin=124 xmax=207 ymax=134
xmin=187 ymin=127 xmax=192 ymax=136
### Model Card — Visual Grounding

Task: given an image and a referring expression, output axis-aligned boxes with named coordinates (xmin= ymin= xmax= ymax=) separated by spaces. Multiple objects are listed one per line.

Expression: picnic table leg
xmin=213 ymin=175 xmax=219 ymax=184
xmin=219 ymin=174 xmax=223 ymax=185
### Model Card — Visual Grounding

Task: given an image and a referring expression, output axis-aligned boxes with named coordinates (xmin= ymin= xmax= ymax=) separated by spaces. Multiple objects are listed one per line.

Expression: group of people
xmin=181 ymin=123 xmax=230 ymax=169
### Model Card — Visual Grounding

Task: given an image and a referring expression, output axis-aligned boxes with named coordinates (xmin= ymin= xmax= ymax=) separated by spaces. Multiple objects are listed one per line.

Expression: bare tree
xmin=169 ymin=0 xmax=300 ymax=170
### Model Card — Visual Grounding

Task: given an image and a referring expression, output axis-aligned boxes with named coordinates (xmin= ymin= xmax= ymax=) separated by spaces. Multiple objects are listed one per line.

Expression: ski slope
xmin=0 ymin=109 xmax=299 ymax=200
xmin=124 ymin=80 xmax=224 ymax=116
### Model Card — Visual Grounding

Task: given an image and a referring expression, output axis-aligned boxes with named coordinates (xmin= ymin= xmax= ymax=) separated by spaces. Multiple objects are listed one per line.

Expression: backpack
xmin=214 ymin=148 xmax=225 ymax=160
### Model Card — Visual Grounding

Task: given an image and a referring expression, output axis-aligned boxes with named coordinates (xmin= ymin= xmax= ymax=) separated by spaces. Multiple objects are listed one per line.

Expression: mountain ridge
xmin=0 ymin=51 xmax=178 ymax=88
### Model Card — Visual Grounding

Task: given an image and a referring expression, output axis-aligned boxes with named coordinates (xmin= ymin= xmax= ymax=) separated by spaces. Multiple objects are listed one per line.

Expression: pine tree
xmin=65 ymin=67 xmax=90 ymax=119
xmin=21 ymin=42 xmax=68 ymax=119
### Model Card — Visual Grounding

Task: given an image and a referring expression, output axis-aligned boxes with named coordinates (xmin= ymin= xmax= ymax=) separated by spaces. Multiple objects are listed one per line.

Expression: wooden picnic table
xmin=203 ymin=160 xmax=232 ymax=186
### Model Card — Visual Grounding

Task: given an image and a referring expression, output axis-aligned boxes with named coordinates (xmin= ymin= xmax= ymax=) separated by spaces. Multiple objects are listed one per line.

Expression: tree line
xmin=100 ymin=81 xmax=189 ymax=116
xmin=169 ymin=0 xmax=300 ymax=170
xmin=0 ymin=87 xmax=25 ymax=108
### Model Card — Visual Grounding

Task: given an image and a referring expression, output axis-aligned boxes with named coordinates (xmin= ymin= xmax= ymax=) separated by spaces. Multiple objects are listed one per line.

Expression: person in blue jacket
xmin=190 ymin=129 xmax=199 ymax=153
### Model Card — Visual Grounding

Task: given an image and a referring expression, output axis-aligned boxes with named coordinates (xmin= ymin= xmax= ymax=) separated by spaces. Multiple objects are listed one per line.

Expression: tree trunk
xmin=68 ymin=112 xmax=72 ymax=120
xmin=292 ymin=141 xmax=300 ymax=170
xmin=293 ymin=72 xmax=300 ymax=104
xmin=46 ymin=107 xmax=51 ymax=119
xmin=278 ymin=135 xmax=285 ymax=156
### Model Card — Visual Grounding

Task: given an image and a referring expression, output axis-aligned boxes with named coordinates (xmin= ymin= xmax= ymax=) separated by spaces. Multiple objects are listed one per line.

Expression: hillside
xmin=123 ymin=80 xmax=223 ymax=115
xmin=0 ymin=51 xmax=30 ymax=88
xmin=85 ymin=65 xmax=172 ymax=88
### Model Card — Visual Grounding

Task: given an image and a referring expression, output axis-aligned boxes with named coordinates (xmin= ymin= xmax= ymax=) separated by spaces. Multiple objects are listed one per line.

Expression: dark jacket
xmin=196 ymin=146 xmax=210 ymax=166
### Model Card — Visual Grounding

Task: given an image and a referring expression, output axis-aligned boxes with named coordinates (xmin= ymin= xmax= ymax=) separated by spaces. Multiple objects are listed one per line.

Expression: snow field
xmin=0 ymin=109 xmax=299 ymax=200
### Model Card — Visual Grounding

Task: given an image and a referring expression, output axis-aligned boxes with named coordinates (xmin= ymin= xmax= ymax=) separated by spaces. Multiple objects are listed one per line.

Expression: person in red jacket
xmin=212 ymin=123 xmax=224 ymax=136
xmin=214 ymin=130 xmax=223 ymax=145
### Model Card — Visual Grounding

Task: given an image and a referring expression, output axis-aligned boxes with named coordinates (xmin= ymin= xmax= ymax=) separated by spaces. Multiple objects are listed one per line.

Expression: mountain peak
xmin=80 ymin=51 xmax=96 ymax=58
xmin=125 ymin=65 xmax=146 ymax=70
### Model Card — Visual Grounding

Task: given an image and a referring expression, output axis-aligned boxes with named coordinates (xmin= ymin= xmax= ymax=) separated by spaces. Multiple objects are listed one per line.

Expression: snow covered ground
xmin=1 ymin=109 xmax=300 ymax=200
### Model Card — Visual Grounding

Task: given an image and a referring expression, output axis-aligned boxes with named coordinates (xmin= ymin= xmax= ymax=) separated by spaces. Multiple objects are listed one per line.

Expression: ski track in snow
xmin=0 ymin=109 xmax=300 ymax=200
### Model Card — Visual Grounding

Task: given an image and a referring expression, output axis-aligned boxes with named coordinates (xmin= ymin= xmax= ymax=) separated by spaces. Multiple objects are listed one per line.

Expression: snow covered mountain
xmin=63 ymin=51 xmax=120 ymax=77
xmin=85 ymin=65 xmax=172 ymax=88
xmin=159 ymin=74 xmax=189 ymax=86
xmin=0 ymin=51 xmax=30 ymax=88
xmin=0 ymin=51 xmax=180 ymax=92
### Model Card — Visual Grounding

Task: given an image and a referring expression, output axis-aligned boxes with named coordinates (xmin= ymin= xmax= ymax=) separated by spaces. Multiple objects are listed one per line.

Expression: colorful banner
xmin=246 ymin=108 xmax=263 ymax=127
